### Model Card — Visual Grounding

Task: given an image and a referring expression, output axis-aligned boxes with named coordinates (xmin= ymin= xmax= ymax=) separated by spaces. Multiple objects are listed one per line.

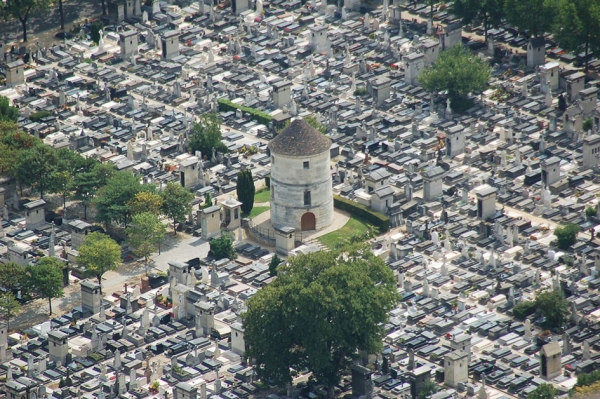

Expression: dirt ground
xmin=0 ymin=0 xmax=103 ymax=48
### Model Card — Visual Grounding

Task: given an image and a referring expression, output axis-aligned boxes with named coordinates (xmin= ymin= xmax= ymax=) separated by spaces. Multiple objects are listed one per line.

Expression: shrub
xmin=333 ymin=195 xmax=389 ymax=232
xmin=513 ymin=300 xmax=537 ymax=320
xmin=87 ymin=352 xmax=105 ymax=362
xmin=30 ymin=110 xmax=51 ymax=122
xmin=217 ymin=98 xmax=272 ymax=125
xmin=208 ymin=233 xmax=237 ymax=260
xmin=585 ymin=206 xmax=597 ymax=219
xmin=554 ymin=223 xmax=580 ymax=250
xmin=90 ymin=21 xmax=104 ymax=44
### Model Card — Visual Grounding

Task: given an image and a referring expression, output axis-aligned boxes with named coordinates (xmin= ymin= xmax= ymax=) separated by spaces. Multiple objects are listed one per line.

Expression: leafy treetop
xmin=418 ymin=45 xmax=491 ymax=111
xmin=77 ymin=232 xmax=121 ymax=293
xmin=243 ymin=245 xmax=399 ymax=398
xmin=189 ymin=112 xmax=228 ymax=158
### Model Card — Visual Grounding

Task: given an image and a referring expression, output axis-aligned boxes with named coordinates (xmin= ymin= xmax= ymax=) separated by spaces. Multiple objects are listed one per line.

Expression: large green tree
xmin=244 ymin=245 xmax=399 ymax=398
xmin=48 ymin=148 xmax=85 ymax=210
xmin=451 ymin=0 xmax=505 ymax=41
xmin=15 ymin=144 xmax=58 ymax=198
xmin=189 ymin=112 xmax=228 ymax=158
xmin=160 ymin=182 xmax=194 ymax=233
xmin=0 ymin=262 xmax=29 ymax=297
xmin=418 ymin=45 xmax=491 ymax=112
xmin=49 ymin=170 xmax=72 ymax=210
xmin=0 ymin=293 xmax=21 ymax=331
xmin=0 ymin=0 xmax=52 ymax=42
xmin=126 ymin=212 xmax=166 ymax=271
xmin=536 ymin=289 xmax=569 ymax=329
xmin=236 ymin=169 xmax=255 ymax=215
xmin=554 ymin=223 xmax=580 ymax=250
xmin=77 ymin=232 xmax=121 ymax=294
xmin=29 ymin=257 xmax=64 ymax=314
xmin=94 ymin=171 xmax=143 ymax=227
xmin=527 ymin=383 xmax=557 ymax=399
xmin=0 ymin=96 xmax=18 ymax=123
xmin=73 ymin=162 xmax=116 ymax=220
xmin=550 ymin=0 xmax=600 ymax=72
xmin=0 ymin=123 xmax=34 ymax=176
xmin=504 ymin=0 xmax=554 ymax=39
xmin=127 ymin=191 xmax=163 ymax=216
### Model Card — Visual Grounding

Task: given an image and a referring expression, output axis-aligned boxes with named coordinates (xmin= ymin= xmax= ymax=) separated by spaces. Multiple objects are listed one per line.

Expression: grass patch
xmin=254 ymin=189 xmax=270 ymax=203
xmin=318 ymin=216 xmax=370 ymax=249
xmin=246 ymin=206 xmax=269 ymax=219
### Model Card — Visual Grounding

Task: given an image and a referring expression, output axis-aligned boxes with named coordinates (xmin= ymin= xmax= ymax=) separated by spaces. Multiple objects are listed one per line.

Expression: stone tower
xmin=268 ymin=118 xmax=333 ymax=231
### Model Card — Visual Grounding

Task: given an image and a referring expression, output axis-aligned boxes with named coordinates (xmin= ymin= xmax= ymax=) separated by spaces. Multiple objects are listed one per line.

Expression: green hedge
xmin=218 ymin=98 xmax=273 ymax=125
xmin=333 ymin=195 xmax=389 ymax=232
xmin=30 ymin=110 xmax=51 ymax=122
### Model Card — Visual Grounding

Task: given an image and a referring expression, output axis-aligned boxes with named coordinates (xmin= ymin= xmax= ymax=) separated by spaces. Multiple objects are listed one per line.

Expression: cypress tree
xmin=236 ymin=169 xmax=255 ymax=214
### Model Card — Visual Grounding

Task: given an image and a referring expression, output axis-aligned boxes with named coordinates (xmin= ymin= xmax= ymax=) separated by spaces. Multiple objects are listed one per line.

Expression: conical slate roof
xmin=268 ymin=118 xmax=331 ymax=157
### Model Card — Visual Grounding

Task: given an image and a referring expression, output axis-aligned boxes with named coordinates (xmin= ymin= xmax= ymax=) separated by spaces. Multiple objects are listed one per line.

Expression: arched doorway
xmin=301 ymin=212 xmax=316 ymax=231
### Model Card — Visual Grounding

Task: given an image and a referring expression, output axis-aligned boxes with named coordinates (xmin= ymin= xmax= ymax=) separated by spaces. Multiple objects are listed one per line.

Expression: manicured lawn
xmin=318 ymin=216 xmax=370 ymax=249
xmin=247 ymin=206 xmax=269 ymax=219
xmin=254 ymin=189 xmax=271 ymax=203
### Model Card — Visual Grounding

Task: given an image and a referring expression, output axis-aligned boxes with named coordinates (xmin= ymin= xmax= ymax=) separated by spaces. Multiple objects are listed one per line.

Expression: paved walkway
xmin=250 ymin=208 xmax=351 ymax=240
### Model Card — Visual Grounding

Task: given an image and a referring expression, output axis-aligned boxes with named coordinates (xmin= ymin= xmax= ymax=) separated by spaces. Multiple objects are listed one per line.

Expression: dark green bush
xmin=513 ymin=300 xmax=537 ymax=320
xmin=333 ymin=195 xmax=389 ymax=232
xmin=30 ymin=110 xmax=51 ymax=122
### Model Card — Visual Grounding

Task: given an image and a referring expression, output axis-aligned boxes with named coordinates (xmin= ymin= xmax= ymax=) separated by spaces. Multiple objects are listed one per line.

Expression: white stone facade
xmin=270 ymin=151 xmax=333 ymax=231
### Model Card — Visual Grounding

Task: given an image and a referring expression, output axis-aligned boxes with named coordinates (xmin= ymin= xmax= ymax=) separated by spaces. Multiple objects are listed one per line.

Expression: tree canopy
xmin=418 ymin=45 xmax=491 ymax=112
xmin=0 ymin=96 xmax=19 ymax=123
xmin=127 ymin=191 xmax=163 ymax=216
xmin=16 ymin=144 xmax=58 ymax=198
xmin=536 ymin=289 xmax=570 ymax=330
xmin=29 ymin=257 xmax=64 ymax=314
xmin=126 ymin=212 xmax=167 ymax=266
xmin=513 ymin=290 xmax=569 ymax=329
xmin=0 ymin=262 xmax=29 ymax=297
xmin=0 ymin=293 xmax=21 ymax=330
xmin=189 ymin=112 xmax=228 ymax=158
xmin=77 ymin=232 xmax=121 ymax=293
xmin=504 ymin=0 xmax=554 ymax=38
xmin=0 ymin=0 xmax=52 ymax=42
xmin=160 ymin=182 xmax=194 ymax=233
xmin=72 ymin=162 xmax=115 ymax=220
xmin=451 ymin=0 xmax=505 ymax=41
xmin=554 ymin=223 xmax=580 ymax=250
xmin=527 ymin=383 xmax=557 ymax=399
xmin=550 ymin=0 xmax=600 ymax=72
xmin=94 ymin=171 xmax=143 ymax=226
xmin=243 ymin=245 xmax=399 ymax=398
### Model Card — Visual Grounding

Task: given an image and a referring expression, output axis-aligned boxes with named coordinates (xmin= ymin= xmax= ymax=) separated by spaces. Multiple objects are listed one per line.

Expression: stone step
xmin=303 ymin=238 xmax=329 ymax=252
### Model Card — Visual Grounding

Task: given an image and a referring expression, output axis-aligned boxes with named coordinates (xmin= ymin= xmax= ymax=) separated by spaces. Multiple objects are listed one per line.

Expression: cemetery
xmin=2 ymin=0 xmax=600 ymax=398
